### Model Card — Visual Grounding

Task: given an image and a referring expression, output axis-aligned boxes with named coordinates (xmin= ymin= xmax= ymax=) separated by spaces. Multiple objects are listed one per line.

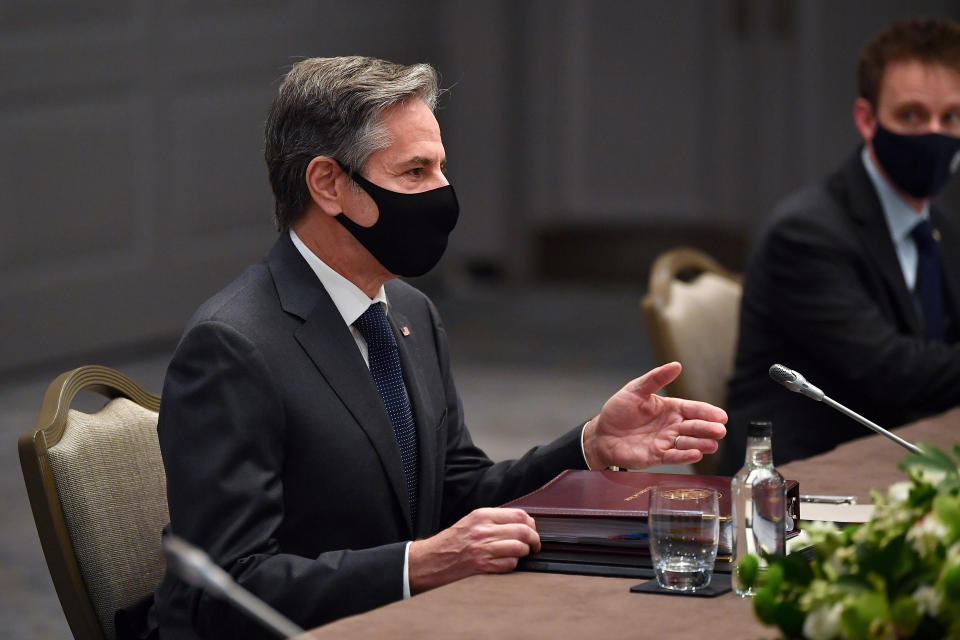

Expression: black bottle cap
xmin=747 ymin=420 xmax=772 ymax=438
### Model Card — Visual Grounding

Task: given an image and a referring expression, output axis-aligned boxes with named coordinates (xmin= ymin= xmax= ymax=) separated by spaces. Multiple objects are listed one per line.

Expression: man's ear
xmin=852 ymin=97 xmax=877 ymax=144
xmin=305 ymin=156 xmax=346 ymax=217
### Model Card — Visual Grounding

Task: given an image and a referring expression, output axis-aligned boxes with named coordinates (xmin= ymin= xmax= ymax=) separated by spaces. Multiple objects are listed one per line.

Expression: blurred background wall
xmin=2 ymin=0 xmax=960 ymax=376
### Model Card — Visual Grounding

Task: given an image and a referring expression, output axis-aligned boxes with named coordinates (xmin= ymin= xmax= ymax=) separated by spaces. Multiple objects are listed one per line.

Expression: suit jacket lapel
xmin=388 ymin=307 xmax=438 ymax=537
xmin=932 ymin=204 xmax=960 ymax=338
xmin=268 ymin=235 xmax=412 ymax=532
xmin=837 ymin=152 xmax=924 ymax=335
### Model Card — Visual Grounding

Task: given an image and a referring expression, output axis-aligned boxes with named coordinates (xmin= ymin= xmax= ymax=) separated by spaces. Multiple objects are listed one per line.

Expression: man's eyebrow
xmin=893 ymin=100 xmax=928 ymax=111
xmin=403 ymin=156 xmax=446 ymax=166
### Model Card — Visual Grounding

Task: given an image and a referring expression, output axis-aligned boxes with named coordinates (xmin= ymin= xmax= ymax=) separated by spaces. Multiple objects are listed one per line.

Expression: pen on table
xmin=610 ymin=533 xmax=649 ymax=541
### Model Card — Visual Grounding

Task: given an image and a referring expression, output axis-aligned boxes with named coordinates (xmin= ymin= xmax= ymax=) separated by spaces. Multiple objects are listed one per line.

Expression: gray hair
xmin=264 ymin=56 xmax=440 ymax=231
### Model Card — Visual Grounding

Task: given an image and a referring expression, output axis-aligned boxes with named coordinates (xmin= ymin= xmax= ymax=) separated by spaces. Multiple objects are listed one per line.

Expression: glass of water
xmin=648 ymin=486 xmax=719 ymax=592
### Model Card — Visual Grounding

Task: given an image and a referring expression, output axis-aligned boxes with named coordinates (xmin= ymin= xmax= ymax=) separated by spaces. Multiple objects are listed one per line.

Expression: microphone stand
xmin=821 ymin=396 xmax=922 ymax=455
xmin=163 ymin=535 xmax=305 ymax=638
xmin=768 ymin=364 xmax=923 ymax=456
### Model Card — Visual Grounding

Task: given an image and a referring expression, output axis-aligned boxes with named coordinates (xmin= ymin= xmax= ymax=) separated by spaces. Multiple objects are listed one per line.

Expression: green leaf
xmin=773 ymin=600 xmax=805 ymax=639
xmin=897 ymin=568 xmax=940 ymax=595
xmin=935 ymin=494 xmax=960 ymax=539
xmin=920 ymin=442 xmax=957 ymax=465
xmin=835 ymin=575 xmax=872 ymax=593
xmin=840 ymin=592 xmax=889 ymax=640
xmin=940 ymin=478 xmax=960 ymax=495
xmin=841 ymin=523 xmax=861 ymax=542
xmin=753 ymin=587 xmax=777 ymax=625
xmin=781 ymin=552 xmax=814 ymax=586
xmin=885 ymin=536 xmax=916 ymax=583
xmin=909 ymin=482 xmax=939 ymax=509
xmin=891 ymin=595 xmax=921 ymax=637
xmin=856 ymin=535 xmax=908 ymax=580
xmin=946 ymin=612 xmax=960 ymax=640
xmin=737 ymin=554 xmax=759 ymax=589
xmin=944 ymin=564 xmax=960 ymax=601
xmin=763 ymin=563 xmax=785 ymax=594
xmin=900 ymin=443 xmax=958 ymax=475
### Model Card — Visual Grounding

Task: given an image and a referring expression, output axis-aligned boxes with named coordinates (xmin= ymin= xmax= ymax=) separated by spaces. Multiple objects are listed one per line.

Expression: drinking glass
xmin=648 ymin=486 xmax=719 ymax=592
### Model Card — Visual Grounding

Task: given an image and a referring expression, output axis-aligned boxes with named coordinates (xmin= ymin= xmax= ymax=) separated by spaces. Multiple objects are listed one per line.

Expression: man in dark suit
xmin=152 ymin=56 xmax=727 ymax=638
xmin=721 ymin=18 xmax=960 ymax=475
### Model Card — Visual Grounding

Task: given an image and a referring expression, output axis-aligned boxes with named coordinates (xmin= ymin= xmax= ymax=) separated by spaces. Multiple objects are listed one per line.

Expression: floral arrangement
xmin=738 ymin=444 xmax=960 ymax=639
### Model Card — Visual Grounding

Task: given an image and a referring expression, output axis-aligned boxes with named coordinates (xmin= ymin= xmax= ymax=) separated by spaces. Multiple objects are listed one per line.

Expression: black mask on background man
xmin=872 ymin=122 xmax=960 ymax=199
xmin=335 ymin=166 xmax=459 ymax=277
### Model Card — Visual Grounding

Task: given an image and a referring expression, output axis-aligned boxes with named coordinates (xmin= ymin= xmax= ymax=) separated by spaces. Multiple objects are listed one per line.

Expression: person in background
xmin=721 ymin=17 xmax=960 ymax=475
xmin=144 ymin=56 xmax=727 ymax=639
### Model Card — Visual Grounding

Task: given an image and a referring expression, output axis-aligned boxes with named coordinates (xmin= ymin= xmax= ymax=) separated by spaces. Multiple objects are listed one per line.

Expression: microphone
xmin=768 ymin=364 xmax=824 ymax=401
xmin=768 ymin=364 xmax=922 ymax=455
xmin=162 ymin=534 xmax=305 ymax=638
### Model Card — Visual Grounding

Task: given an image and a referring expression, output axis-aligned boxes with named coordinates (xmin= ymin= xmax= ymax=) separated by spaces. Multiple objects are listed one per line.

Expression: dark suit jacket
xmin=153 ymin=234 xmax=587 ymax=639
xmin=719 ymin=150 xmax=960 ymax=475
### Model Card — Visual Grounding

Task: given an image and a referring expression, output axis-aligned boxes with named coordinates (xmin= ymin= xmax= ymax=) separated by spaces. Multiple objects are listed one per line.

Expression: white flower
xmin=804 ymin=520 xmax=839 ymax=535
xmin=907 ymin=514 xmax=948 ymax=557
xmin=803 ymin=603 xmax=842 ymax=640
xmin=913 ymin=585 xmax=942 ymax=616
xmin=787 ymin=529 xmax=811 ymax=552
xmin=948 ymin=542 xmax=960 ymax=563
xmin=916 ymin=468 xmax=947 ymax=485
xmin=827 ymin=546 xmax=855 ymax=575
xmin=887 ymin=481 xmax=912 ymax=504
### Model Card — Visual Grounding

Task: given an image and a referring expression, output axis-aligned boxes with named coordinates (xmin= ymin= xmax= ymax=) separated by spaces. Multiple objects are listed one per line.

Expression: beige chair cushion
xmin=661 ymin=272 xmax=742 ymax=406
xmin=46 ymin=397 xmax=168 ymax=640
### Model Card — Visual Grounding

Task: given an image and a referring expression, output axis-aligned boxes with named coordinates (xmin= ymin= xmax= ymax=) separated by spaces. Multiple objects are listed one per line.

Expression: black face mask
xmin=335 ymin=167 xmax=459 ymax=277
xmin=872 ymin=122 xmax=960 ymax=199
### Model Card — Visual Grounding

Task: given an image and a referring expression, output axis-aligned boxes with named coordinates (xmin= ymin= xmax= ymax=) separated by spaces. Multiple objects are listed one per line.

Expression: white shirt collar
xmin=861 ymin=146 xmax=929 ymax=242
xmin=288 ymin=229 xmax=387 ymax=326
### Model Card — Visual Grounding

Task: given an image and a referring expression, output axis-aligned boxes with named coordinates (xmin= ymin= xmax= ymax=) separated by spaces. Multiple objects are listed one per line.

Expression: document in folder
xmin=799 ymin=502 xmax=874 ymax=523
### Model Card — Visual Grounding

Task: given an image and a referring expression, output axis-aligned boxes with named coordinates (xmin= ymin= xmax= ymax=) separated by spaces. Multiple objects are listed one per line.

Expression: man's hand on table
xmin=408 ymin=507 xmax=540 ymax=594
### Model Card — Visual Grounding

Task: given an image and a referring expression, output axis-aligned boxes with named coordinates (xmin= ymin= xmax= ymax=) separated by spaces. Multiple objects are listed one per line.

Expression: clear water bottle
xmin=731 ymin=420 xmax=786 ymax=597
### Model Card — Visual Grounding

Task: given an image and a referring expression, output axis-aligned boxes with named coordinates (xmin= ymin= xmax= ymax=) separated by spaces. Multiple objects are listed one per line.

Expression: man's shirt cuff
xmin=582 ymin=420 xmax=619 ymax=471
xmin=580 ymin=421 xmax=592 ymax=469
xmin=403 ymin=540 xmax=411 ymax=599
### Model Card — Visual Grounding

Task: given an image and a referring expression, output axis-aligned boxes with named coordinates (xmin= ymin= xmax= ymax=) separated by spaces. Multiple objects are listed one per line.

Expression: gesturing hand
xmin=408 ymin=507 xmax=540 ymax=594
xmin=582 ymin=362 xmax=727 ymax=470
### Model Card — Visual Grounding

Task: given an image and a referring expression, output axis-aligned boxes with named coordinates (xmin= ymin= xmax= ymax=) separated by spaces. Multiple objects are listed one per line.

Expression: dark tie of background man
xmin=911 ymin=218 xmax=946 ymax=341
xmin=354 ymin=303 xmax=419 ymax=523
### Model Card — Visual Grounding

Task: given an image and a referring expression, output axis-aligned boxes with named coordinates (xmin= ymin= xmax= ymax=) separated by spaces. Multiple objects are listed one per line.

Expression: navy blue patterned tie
xmin=911 ymin=219 xmax=945 ymax=341
xmin=354 ymin=303 xmax=418 ymax=523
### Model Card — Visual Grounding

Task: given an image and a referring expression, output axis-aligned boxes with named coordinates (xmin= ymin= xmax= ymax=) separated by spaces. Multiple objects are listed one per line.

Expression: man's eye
xmin=897 ymin=108 xmax=926 ymax=124
xmin=407 ymin=168 xmax=423 ymax=177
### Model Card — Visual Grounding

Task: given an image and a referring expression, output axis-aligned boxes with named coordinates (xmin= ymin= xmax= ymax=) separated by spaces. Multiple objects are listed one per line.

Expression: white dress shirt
xmin=861 ymin=147 xmax=931 ymax=292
